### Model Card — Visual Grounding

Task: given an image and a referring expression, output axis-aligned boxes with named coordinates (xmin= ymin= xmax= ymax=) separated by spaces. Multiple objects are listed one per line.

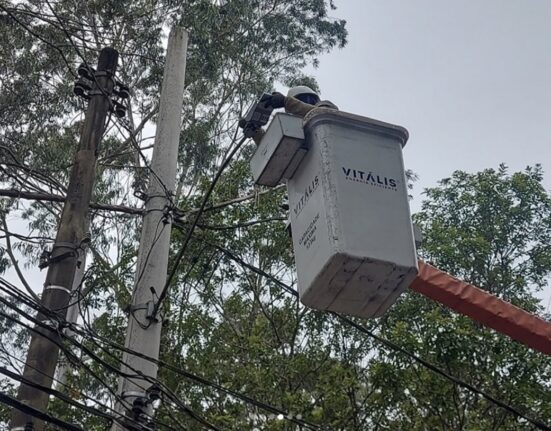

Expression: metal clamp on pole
xmin=43 ymin=284 xmax=72 ymax=295
xmin=125 ymin=301 xmax=160 ymax=323
xmin=38 ymin=242 xmax=79 ymax=269
xmin=122 ymin=390 xmax=154 ymax=428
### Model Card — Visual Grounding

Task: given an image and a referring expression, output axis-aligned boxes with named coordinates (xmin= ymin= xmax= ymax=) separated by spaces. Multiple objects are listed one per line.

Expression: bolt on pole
xmin=10 ymin=47 xmax=118 ymax=431
xmin=112 ymin=27 xmax=188 ymax=430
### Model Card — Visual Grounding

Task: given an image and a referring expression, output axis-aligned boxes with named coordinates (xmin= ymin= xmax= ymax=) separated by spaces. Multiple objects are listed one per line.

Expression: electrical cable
xmin=0 ymin=283 xmax=324 ymax=431
xmin=190 ymin=217 xmax=287 ymax=231
xmin=0 ymin=282 xmax=196 ymax=431
xmin=9 ymin=228 xmax=546 ymax=429
xmin=111 ymin=115 xmax=176 ymax=208
xmin=0 ymin=4 xmax=77 ymax=78
xmin=0 ymin=280 xmax=223 ymax=431
xmin=212 ymin=243 xmax=551 ymax=431
xmin=0 ymin=348 xmax=155 ymax=431
xmin=127 ymin=218 xmax=169 ymax=329
xmin=153 ymin=134 xmax=249 ymax=317
xmin=0 ymin=365 xmax=136 ymax=431
xmin=3 ymin=251 xmax=546 ymax=431
xmin=0 ymin=300 xmax=216 ymax=431
xmin=0 ymin=391 xmax=83 ymax=431
xmin=0 ymin=310 xmax=156 ymax=431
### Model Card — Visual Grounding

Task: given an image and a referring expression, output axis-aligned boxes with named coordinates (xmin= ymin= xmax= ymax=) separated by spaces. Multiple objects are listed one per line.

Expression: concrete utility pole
xmin=10 ymin=47 xmax=118 ymax=431
xmin=112 ymin=27 xmax=188 ymax=430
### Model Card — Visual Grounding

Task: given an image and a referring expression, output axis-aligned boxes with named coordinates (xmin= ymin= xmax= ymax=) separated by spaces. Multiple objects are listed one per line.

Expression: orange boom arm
xmin=410 ymin=261 xmax=551 ymax=356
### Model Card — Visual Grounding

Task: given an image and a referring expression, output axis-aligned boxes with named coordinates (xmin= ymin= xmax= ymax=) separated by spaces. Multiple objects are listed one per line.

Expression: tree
xmin=370 ymin=165 xmax=551 ymax=430
xmin=0 ymin=0 xmax=351 ymax=429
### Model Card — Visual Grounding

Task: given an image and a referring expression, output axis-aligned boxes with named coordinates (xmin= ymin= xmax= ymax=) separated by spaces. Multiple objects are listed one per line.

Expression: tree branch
xmin=0 ymin=189 xmax=143 ymax=215
xmin=181 ymin=184 xmax=286 ymax=218
xmin=0 ymin=215 xmax=41 ymax=302
xmin=0 ymin=185 xmax=286 ymax=220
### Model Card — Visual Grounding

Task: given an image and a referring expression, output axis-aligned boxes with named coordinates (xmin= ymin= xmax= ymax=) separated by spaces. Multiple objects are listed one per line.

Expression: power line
xmin=0 ymin=308 xmax=162 ymax=430
xmin=0 ymin=4 xmax=77 ymax=78
xmin=0 ymin=296 xmax=217 ymax=431
xmin=213 ymin=243 xmax=551 ymax=431
xmin=0 ymin=348 xmax=157 ymax=431
xmin=4 ymin=243 xmax=550 ymax=431
xmin=5 ymin=203 xmax=546 ymax=428
xmin=0 ymin=392 xmax=83 ymax=431
xmin=0 ymin=281 xmax=324 ymax=431
xmin=0 ymin=365 xmax=135 ymax=430
xmin=154 ymin=134 xmax=249 ymax=317
xmin=0 ymin=279 xmax=224 ymax=431
xmin=0 ymin=281 xmax=207 ymax=431
xmin=114 ymin=118 xmax=176 ymax=206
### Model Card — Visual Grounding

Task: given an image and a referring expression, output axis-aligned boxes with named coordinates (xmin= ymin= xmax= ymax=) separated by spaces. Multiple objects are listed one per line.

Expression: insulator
xmin=131 ymin=396 xmax=147 ymax=415
xmin=115 ymin=106 xmax=126 ymax=118
xmin=113 ymin=101 xmax=126 ymax=118
xmin=77 ymin=63 xmax=94 ymax=79
xmin=117 ymin=83 xmax=130 ymax=99
xmin=74 ymin=78 xmax=91 ymax=99
xmin=147 ymin=383 xmax=161 ymax=401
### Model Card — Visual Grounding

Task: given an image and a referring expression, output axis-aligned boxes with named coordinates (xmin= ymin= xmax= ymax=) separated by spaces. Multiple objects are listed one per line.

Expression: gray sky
xmin=312 ymin=0 xmax=551 ymax=213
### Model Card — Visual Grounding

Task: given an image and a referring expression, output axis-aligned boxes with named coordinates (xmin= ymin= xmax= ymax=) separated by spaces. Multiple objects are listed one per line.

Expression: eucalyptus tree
xmin=0 ymin=0 xmax=352 ymax=429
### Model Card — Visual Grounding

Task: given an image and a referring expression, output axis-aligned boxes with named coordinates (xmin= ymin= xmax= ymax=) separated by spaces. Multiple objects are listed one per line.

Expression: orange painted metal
xmin=410 ymin=261 xmax=551 ymax=356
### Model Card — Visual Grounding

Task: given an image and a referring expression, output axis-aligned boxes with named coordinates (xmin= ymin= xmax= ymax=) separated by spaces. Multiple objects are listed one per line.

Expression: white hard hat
xmin=287 ymin=86 xmax=320 ymax=105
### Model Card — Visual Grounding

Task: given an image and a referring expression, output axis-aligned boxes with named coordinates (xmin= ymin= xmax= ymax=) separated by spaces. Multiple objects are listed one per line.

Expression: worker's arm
xmin=284 ymin=96 xmax=316 ymax=117
xmin=270 ymin=92 xmax=315 ymax=118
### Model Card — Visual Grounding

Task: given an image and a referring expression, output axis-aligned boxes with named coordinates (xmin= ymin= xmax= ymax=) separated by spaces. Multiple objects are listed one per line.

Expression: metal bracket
xmin=161 ymin=205 xmax=172 ymax=225
xmin=126 ymin=301 xmax=159 ymax=322
xmin=42 ymin=318 xmax=60 ymax=330
xmin=133 ymin=190 xmax=148 ymax=201
xmin=121 ymin=391 xmax=157 ymax=430
xmin=38 ymin=242 xmax=79 ymax=269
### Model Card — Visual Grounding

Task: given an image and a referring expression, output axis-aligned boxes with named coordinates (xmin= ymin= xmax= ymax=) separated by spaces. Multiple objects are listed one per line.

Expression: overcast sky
xmin=312 ymin=0 xmax=551 ymax=214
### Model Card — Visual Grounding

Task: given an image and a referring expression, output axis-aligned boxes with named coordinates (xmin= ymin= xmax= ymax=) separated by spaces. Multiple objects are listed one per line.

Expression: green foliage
xmin=416 ymin=164 xmax=551 ymax=309
xmin=0 ymin=0 xmax=350 ymax=429
xmin=373 ymin=165 xmax=551 ymax=430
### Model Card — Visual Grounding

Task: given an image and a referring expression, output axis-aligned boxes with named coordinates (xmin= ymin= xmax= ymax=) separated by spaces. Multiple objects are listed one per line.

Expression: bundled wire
xmin=0 ymin=279 xmax=324 ymax=431
xmin=0 ymin=392 xmax=83 ymax=431
xmin=0 ymin=280 xmax=214 ymax=431
xmin=153 ymin=133 xmax=249 ymax=316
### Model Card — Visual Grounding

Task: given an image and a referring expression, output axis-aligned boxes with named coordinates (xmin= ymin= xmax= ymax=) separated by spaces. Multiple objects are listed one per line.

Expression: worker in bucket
xmin=242 ymin=85 xmax=338 ymax=145
xmin=270 ymin=85 xmax=338 ymax=118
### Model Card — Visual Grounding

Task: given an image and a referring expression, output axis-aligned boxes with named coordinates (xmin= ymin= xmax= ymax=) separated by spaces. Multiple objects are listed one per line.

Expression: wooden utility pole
xmin=10 ymin=47 xmax=118 ymax=431
xmin=112 ymin=27 xmax=188 ymax=430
